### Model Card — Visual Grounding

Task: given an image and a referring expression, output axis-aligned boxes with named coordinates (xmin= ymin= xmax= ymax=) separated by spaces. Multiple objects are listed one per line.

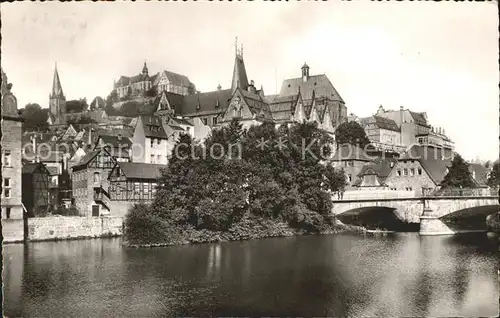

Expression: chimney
xmin=31 ymin=135 xmax=38 ymax=163
xmin=88 ymin=128 xmax=92 ymax=146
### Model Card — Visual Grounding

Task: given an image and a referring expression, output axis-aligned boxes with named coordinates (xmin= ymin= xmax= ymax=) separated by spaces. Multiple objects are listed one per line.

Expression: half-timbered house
xmin=22 ymin=162 xmax=51 ymax=217
xmin=71 ymin=148 xmax=115 ymax=216
xmin=108 ymin=162 xmax=165 ymax=202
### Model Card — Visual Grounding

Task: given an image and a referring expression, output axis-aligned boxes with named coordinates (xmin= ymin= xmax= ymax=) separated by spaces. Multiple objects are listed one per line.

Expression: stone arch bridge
xmin=331 ymin=193 xmax=499 ymax=235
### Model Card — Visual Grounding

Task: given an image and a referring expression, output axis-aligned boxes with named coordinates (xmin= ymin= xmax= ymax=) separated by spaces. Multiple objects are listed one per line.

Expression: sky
xmin=1 ymin=2 xmax=498 ymax=161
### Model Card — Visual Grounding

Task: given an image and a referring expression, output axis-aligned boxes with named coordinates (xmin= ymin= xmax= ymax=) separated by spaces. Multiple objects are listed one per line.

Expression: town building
xmin=131 ymin=115 xmax=172 ymax=164
xmin=93 ymin=134 xmax=132 ymax=163
xmin=71 ymin=149 xmax=115 ymax=216
xmin=267 ymin=63 xmax=347 ymax=131
xmin=374 ymin=105 xmax=454 ymax=155
xmin=1 ymin=69 xmax=24 ymax=220
xmin=114 ymin=62 xmax=196 ymax=99
xmin=384 ymin=145 xmax=451 ymax=194
xmin=357 ymin=115 xmax=405 ymax=153
xmin=22 ymin=162 xmax=51 ymax=217
xmin=330 ymin=144 xmax=373 ymax=187
xmin=354 ymin=158 xmax=397 ymax=190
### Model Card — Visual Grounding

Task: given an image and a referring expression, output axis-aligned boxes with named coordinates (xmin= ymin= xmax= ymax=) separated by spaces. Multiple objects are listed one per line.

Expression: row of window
xmin=3 ymin=150 xmax=12 ymax=167
xmin=149 ymin=137 xmax=164 ymax=147
xmin=74 ymin=187 xmax=88 ymax=198
xmin=396 ymin=168 xmax=423 ymax=177
xmin=203 ymin=116 xmax=218 ymax=126
xmin=109 ymin=182 xmax=157 ymax=201
xmin=150 ymin=155 xmax=165 ymax=164
xmin=3 ymin=178 xmax=11 ymax=198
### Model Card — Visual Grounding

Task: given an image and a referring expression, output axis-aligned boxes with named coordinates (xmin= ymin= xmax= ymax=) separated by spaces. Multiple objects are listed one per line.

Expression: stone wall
xmin=27 ymin=216 xmax=123 ymax=241
xmin=2 ymin=219 xmax=24 ymax=243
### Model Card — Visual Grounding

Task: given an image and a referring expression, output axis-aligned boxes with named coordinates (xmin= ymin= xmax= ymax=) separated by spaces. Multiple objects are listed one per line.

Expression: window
xmin=203 ymin=118 xmax=208 ymax=125
xmin=152 ymin=183 xmax=157 ymax=194
xmin=157 ymin=155 xmax=161 ymax=163
xmin=410 ymin=168 xmax=415 ymax=176
xmin=348 ymin=174 xmax=352 ymax=182
xmin=403 ymin=168 xmax=408 ymax=176
xmin=151 ymin=154 xmax=155 ymax=164
xmin=417 ymin=168 xmax=422 ymax=175
xmin=5 ymin=207 xmax=11 ymax=219
xmin=3 ymin=178 xmax=11 ymax=198
xmin=397 ymin=169 xmax=401 ymax=177
xmin=3 ymin=150 xmax=11 ymax=167
xmin=93 ymin=172 xmax=100 ymax=184
xmin=213 ymin=117 xmax=218 ymax=125
xmin=150 ymin=138 xmax=155 ymax=148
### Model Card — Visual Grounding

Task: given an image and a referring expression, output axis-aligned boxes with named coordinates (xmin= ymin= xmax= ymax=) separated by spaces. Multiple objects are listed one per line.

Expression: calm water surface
xmin=3 ymin=233 xmax=498 ymax=317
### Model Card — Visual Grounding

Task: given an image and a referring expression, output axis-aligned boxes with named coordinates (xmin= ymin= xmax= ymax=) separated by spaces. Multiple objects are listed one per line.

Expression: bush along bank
xmin=123 ymin=206 xmax=366 ymax=247
xmin=123 ymin=121 xmax=363 ymax=247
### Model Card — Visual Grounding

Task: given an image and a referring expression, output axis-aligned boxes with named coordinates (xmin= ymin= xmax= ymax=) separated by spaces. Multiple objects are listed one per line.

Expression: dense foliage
xmin=66 ymin=98 xmax=89 ymax=113
xmin=125 ymin=120 xmax=347 ymax=245
xmin=440 ymin=153 xmax=475 ymax=188
xmin=334 ymin=121 xmax=371 ymax=149
xmin=20 ymin=103 xmax=49 ymax=132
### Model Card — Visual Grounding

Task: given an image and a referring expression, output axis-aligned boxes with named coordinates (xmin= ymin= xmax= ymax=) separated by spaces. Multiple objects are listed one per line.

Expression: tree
xmin=20 ymin=103 xmax=49 ymax=132
xmin=67 ymin=116 xmax=97 ymax=126
xmin=334 ymin=121 xmax=371 ymax=149
xmin=440 ymin=153 xmax=475 ymax=188
xmin=66 ymin=98 xmax=88 ymax=113
xmin=487 ymin=162 xmax=499 ymax=187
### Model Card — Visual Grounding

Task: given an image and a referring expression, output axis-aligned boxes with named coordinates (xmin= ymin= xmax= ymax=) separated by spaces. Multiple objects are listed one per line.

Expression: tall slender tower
xmin=231 ymin=37 xmax=249 ymax=93
xmin=49 ymin=63 xmax=66 ymax=125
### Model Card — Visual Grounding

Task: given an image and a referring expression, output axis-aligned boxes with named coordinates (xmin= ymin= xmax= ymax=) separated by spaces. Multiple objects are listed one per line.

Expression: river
xmin=3 ymin=232 xmax=498 ymax=317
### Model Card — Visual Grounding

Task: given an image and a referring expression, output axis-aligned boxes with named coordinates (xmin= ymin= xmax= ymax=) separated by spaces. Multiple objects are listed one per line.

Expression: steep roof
xmin=22 ymin=162 xmax=49 ymax=175
xmin=239 ymin=89 xmax=273 ymax=120
xmin=139 ymin=116 xmax=168 ymax=139
xmin=354 ymin=158 xmax=396 ymax=186
xmin=268 ymin=95 xmax=297 ymax=121
xmin=408 ymin=111 xmax=428 ymax=126
xmin=398 ymin=145 xmax=451 ymax=184
xmin=231 ymin=55 xmax=249 ymax=92
xmin=160 ymin=70 xmax=192 ymax=87
xmin=331 ymin=144 xmax=373 ymax=162
xmin=468 ymin=163 xmax=489 ymax=187
xmin=279 ymin=74 xmax=344 ymax=103
xmin=180 ymin=89 xmax=232 ymax=117
xmin=372 ymin=116 xmax=400 ymax=131
xmin=74 ymin=150 xmax=99 ymax=168
xmin=115 ymin=162 xmax=166 ymax=180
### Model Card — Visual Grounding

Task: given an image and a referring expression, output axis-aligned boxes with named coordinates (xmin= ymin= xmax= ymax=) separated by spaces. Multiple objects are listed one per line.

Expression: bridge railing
xmin=337 ymin=189 xmax=417 ymax=201
xmin=426 ymin=187 xmax=499 ymax=198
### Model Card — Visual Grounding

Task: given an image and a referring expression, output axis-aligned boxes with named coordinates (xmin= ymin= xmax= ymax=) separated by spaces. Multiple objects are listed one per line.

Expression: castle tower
xmin=49 ymin=63 xmax=66 ymax=124
xmin=231 ymin=37 xmax=249 ymax=93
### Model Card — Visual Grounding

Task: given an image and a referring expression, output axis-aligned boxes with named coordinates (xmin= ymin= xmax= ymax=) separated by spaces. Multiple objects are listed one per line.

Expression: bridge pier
xmin=419 ymin=207 xmax=454 ymax=236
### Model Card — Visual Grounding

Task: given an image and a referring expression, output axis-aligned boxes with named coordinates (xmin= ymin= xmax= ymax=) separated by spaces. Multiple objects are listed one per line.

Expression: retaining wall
xmin=27 ymin=216 xmax=123 ymax=241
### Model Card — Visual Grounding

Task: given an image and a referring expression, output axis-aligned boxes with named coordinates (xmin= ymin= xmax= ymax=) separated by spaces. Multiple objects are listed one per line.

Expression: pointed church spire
xmin=51 ymin=63 xmax=64 ymax=98
xmin=231 ymin=37 xmax=249 ymax=93
xmin=142 ymin=60 xmax=148 ymax=76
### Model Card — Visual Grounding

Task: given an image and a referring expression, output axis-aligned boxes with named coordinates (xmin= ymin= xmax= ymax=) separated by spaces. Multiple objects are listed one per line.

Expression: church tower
xmin=231 ymin=37 xmax=249 ymax=93
xmin=49 ymin=63 xmax=66 ymax=125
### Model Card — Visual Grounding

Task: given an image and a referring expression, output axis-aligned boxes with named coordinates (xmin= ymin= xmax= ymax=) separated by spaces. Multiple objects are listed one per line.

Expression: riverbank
xmin=123 ymin=218 xmax=367 ymax=248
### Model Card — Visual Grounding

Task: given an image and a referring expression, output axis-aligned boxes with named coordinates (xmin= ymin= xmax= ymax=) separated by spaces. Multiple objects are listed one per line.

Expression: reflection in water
xmin=3 ymin=233 xmax=498 ymax=317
